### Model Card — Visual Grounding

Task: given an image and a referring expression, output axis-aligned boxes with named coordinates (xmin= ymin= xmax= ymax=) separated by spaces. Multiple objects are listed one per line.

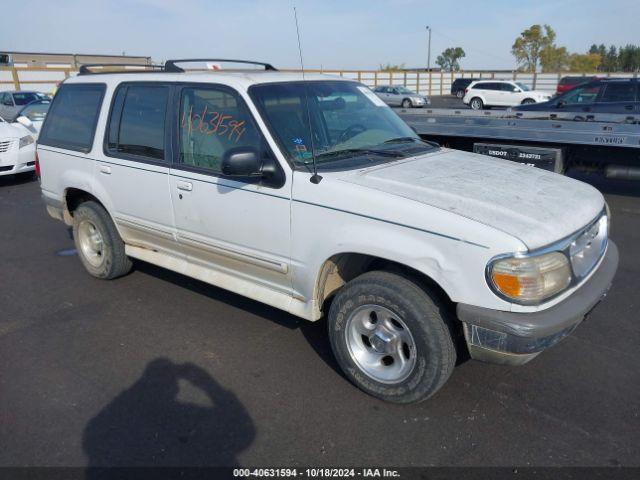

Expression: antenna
xmin=294 ymin=5 xmax=322 ymax=184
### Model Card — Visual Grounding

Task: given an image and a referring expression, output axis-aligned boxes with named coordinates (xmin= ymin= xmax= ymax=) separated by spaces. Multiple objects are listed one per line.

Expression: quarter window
xmin=562 ymin=84 xmax=602 ymax=104
xmin=39 ymin=84 xmax=105 ymax=152
xmin=106 ymin=84 xmax=169 ymax=161
xmin=178 ymin=86 xmax=262 ymax=174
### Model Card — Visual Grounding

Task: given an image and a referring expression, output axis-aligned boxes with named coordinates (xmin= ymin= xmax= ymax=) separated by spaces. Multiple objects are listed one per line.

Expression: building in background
xmin=0 ymin=51 xmax=151 ymax=68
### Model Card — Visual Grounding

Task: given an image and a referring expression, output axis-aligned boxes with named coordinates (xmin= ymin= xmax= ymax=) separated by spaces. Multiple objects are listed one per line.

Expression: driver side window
xmin=562 ymin=84 xmax=602 ymax=105
xmin=178 ymin=87 xmax=262 ymax=174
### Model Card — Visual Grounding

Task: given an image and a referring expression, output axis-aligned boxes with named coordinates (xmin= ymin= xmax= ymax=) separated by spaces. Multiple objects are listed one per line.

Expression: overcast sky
xmin=3 ymin=0 xmax=639 ymax=70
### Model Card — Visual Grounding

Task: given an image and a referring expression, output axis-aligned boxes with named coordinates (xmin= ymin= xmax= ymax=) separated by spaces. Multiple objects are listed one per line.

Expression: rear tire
xmin=470 ymin=97 xmax=484 ymax=110
xmin=328 ymin=271 xmax=456 ymax=404
xmin=72 ymin=201 xmax=132 ymax=279
xmin=401 ymin=98 xmax=412 ymax=108
xmin=456 ymin=90 xmax=464 ymax=98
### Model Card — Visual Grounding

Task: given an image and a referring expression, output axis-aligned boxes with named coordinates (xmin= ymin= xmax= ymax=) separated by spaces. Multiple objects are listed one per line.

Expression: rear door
xmin=94 ymin=82 xmax=178 ymax=256
xmin=593 ymin=81 xmax=638 ymax=114
xmin=481 ymin=83 xmax=500 ymax=106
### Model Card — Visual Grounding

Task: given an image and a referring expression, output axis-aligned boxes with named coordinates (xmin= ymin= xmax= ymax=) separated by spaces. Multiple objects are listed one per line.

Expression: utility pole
xmin=426 ymin=26 xmax=431 ymax=71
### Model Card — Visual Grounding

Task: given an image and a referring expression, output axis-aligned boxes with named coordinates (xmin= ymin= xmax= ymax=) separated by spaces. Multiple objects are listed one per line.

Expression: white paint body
xmin=463 ymin=80 xmax=552 ymax=107
xmin=39 ymin=71 xmax=605 ymax=321
xmin=0 ymin=120 xmax=35 ymax=176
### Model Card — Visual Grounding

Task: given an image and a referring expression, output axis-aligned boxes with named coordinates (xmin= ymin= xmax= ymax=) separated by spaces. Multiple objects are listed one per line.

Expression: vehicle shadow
xmin=82 ymin=358 xmax=255 ymax=471
xmin=133 ymin=261 xmax=346 ymax=378
xmin=0 ymin=172 xmax=35 ymax=187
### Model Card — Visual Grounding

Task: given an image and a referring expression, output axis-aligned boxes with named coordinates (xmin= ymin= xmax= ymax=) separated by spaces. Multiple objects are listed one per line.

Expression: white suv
xmin=463 ymin=80 xmax=552 ymax=109
xmin=38 ymin=59 xmax=618 ymax=403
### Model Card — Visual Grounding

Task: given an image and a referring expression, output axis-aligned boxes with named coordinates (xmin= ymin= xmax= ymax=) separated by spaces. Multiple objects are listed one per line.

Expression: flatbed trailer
xmin=398 ymin=108 xmax=640 ymax=180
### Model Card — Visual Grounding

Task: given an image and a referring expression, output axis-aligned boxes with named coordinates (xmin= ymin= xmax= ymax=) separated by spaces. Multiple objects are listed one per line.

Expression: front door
xmin=168 ymin=84 xmax=292 ymax=301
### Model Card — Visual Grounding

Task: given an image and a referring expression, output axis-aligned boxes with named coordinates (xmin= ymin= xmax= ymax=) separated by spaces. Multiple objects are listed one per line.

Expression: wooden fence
xmin=2 ymin=66 xmax=638 ymax=96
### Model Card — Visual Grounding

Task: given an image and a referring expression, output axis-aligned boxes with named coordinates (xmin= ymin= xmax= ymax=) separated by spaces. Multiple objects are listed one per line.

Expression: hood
xmin=337 ymin=149 xmax=604 ymax=250
xmin=0 ymin=121 xmax=29 ymax=140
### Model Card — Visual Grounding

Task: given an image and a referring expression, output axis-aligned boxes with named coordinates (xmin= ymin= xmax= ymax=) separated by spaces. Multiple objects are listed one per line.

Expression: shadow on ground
xmin=82 ymin=358 xmax=254 ymax=470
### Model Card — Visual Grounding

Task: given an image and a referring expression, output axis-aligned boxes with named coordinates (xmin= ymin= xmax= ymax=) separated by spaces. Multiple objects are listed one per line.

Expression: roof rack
xmin=164 ymin=58 xmax=277 ymax=72
xmin=78 ymin=63 xmax=164 ymax=75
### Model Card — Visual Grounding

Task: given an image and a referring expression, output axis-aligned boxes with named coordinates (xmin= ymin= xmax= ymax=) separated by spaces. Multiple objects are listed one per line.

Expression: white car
xmin=38 ymin=60 xmax=617 ymax=403
xmin=463 ymin=80 xmax=552 ymax=109
xmin=0 ymin=115 xmax=36 ymax=177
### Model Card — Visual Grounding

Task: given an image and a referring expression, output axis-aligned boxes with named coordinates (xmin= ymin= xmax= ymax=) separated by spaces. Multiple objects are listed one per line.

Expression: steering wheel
xmin=338 ymin=124 xmax=367 ymax=143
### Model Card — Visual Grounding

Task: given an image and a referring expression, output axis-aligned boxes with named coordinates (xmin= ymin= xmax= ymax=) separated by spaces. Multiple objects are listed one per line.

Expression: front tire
xmin=72 ymin=201 xmax=132 ymax=279
xmin=469 ymin=97 xmax=484 ymax=110
xmin=401 ymin=99 xmax=412 ymax=108
xmin=521 ymin=98 xmax=536 ymax=105
xmin=328 ymin=271 xmax=456 ymax=404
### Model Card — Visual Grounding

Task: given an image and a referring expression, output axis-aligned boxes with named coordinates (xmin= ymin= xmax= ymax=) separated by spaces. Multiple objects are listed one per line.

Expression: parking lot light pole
xmin=426 ymin=26 xmax=431 ymax=71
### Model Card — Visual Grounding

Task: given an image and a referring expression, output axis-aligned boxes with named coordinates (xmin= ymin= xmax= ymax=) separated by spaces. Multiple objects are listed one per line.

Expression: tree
xmin=512 ymin=24 xmax=556 ymax=72
xmin=435 ymin=47 xmax=466 ymax=71
xmin=540 ymin=45 xmax=569 ymax=72
xmin=602 ymin=45 xmax=619 ymax=72
xmin=618 ymin=45 xmax=640 ymax=72
xmin=568 ymin=53 xmax=601 ymax=72
xmin=379 ymin=63 xmax=405 ymax=71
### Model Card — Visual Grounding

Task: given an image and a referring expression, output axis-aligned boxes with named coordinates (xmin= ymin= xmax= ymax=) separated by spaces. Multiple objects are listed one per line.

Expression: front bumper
xmin=0 ymin=141 xmax=36 ymax=176
xmin=457 ymin=241 xmax=619 ymax=365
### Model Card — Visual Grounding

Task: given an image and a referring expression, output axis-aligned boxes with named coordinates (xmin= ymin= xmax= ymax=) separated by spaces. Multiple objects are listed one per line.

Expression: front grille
xmin=0 ymin=140 xmax=13 ymax=153
xmin=569 ymin=213 xmax=608 ymax=279
xmin=26 ymin=161 xmax=35 ymax=166
xmin=0 ymin=166 xmax=12 ymax=172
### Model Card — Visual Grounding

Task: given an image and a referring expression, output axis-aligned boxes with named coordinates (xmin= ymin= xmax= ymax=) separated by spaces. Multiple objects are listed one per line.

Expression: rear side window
xmin=599 ymin=83 xmax=636 ymax=103
xmin=39 ymin=84 xmax=105 ymax=152
xmin=105 ymin=84 xmax=169 ymax=161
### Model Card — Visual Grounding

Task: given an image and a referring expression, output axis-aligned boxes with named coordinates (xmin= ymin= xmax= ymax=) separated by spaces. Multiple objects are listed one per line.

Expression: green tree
xmin=435 ymin=47 xmax=466 ymax=71
xmin=602 ymin=45 xmax=619 ymax=72
xmin=618 ymin=45 xmax=640 ymax=72
xmin=512 ymin=24 xmax=556 ymax=72
xmin=568 ymin=53 xmax=601 ymax=72
xmin=540 ymin=45 xmax=569 ymax=72
xmin=379 ymin=62 xmax=405 ymax=71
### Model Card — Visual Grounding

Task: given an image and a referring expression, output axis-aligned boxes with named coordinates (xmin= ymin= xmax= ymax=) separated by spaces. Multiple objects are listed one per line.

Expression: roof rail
xmin=78 ymin=63 xmax=164 ymax=75
xmin=164 ymin=58 xmax=277 ymax=72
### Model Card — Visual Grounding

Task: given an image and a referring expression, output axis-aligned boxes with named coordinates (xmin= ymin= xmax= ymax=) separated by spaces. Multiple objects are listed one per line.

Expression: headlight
xmin=19 ymin=135 xmax=34 ymax=149
xmin=488 ymin=251 xmax=572 ymax=304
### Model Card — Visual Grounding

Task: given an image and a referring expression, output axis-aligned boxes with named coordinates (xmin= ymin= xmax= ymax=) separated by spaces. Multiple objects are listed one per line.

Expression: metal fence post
xmin=416 ymin=72 xmax=420 ymax=94
xmin=428 ymin=71 xmax=432 ymax=96
xmin=11 ymin=67 xmax=20 ymax=91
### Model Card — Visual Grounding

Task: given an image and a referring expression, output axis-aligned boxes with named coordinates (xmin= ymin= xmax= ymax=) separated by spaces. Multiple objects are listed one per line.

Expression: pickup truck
xmin=37 ymin=59 xmax=618 ymax=403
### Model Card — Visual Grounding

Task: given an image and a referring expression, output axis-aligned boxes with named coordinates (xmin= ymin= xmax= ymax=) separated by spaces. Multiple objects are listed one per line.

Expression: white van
xmin=38 ymin=60 xmax=617 ymax=403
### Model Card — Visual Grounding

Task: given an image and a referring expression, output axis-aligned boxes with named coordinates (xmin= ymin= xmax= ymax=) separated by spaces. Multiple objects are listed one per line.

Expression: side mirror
xmin=2 ymin=100 xmax=12 ymax=106
xmin=514 ymin=88 xmax=522 ymax=93
xmin=16 ymin=116 xmax=34 ymax=128
xmin=556 ymin=100 xmax=566 ymax=108
xmin=221 ymin=147 xmax=263 ymax=178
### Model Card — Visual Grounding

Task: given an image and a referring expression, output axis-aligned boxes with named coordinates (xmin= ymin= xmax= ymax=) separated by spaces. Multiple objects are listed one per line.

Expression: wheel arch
xmin=314 ymin=252 xmax=454 ymax=317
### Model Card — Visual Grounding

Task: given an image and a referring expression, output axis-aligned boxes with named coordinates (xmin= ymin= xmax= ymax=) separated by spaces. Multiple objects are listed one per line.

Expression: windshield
xmin=13 ymin=92 xmax=40 ymax=106
xmin=515 ymin=82 xmax=531 ymax=91
xmin=19 ymin=101 xmax=50 ymax=121
xmin=396 ymin=87 xmax=415 ymax=95
xmin=249 ymin=81 xmax=435 ymax=170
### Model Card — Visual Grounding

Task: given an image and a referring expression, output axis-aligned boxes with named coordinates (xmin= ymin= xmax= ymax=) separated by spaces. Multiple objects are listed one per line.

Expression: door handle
xmin=99 ymin=165 xmax=111 ymax=175
xmin=177 ymin=181 xmax=193 ymax=191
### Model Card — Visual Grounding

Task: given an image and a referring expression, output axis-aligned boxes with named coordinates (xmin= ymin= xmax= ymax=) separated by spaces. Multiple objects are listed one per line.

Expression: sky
xmin=2 ymin=0 xmax=639 ymax=70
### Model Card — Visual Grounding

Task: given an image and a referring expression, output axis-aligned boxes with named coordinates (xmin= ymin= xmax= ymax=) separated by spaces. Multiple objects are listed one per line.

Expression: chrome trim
xmin=485 ymin=208 xmax=608 ymax=306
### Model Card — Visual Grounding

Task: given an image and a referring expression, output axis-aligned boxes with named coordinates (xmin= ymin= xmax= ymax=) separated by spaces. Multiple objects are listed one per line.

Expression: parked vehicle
xmin=13 ymin=99 xmax=51 ymax=138
xmin=556 ymin=75 xmax=598 ymax=95
xmin=515 ymin=78 xmax=638 ymax=115
xmin=373 ymin=85 xmax=430 ymax=108
xmin=451 ymin=78 xmax=478 ymax=98
xmin=0 ymin=91 xmax=51 ymax=122
xmin=38 ymin=60 xmax=618 ymax=404
xmin=463 ymin=80 xmax=552 ymax=109
xmin=0 ymin=115 xmax=36 ymax=177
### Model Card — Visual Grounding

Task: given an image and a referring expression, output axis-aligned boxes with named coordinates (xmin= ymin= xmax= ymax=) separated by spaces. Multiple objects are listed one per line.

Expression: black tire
xmin=401 ymin=98 xmax=412 ymax=108
xmin=521 ymin=98 xmax=536 ymax=105
xmin=456 ymin=89 xmax=464 ymax=98
xmin=328 ymin=271 xmax=456 ymax=404
xmin=469 ymin=97 xmax=483 ymax=110
xmin=72 ymin=201 xmax=132 ymax=279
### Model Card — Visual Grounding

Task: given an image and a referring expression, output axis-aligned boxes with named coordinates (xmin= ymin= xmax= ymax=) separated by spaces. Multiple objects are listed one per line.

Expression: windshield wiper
xmin=315 ymin=147 xmax=406 ymax=160
xmin=383 ymin=136 xmax=440 ymax=148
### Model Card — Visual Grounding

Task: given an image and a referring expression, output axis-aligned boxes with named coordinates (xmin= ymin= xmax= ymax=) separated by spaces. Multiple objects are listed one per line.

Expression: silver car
xmin=373 ymin=85 xmax=430 ymax=108
xmin=0 ymin=91 xmax=50 ymax=122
